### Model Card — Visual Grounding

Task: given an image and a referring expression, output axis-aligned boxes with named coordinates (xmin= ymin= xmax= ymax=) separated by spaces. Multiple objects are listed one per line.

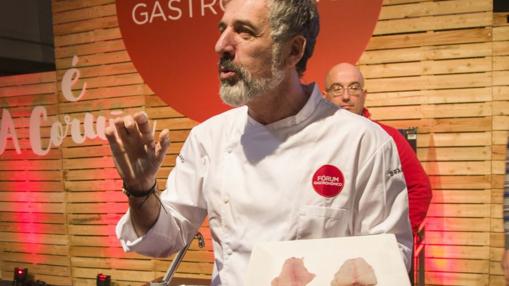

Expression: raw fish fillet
xmin=271 ymin=257 xmax=316 ymax=286
xmin=330 ymin=257 xmax=377 ymax=286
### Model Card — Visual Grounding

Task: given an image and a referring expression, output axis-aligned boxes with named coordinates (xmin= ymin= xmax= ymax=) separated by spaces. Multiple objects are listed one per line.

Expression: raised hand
xmin=105 ymin=111 xmax=170 ymax=193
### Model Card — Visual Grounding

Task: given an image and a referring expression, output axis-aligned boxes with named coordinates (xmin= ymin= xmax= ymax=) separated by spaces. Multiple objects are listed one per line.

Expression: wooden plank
xmin=418 ymin=146 xmax=491 ymax=161
xmin=56 ymin=39 xmax=125 ymax=59
xmin=493 ymin=116 xmax=509 ymax=130
xmin=493 ymin=55 xmax=509 ymax=71
xmin=78 ymin=85 xmax=145 ymax=101
xmin=56 ymin=51 xmax=131 ymax=70
xmin=0 ymin=192 xmax=65 ymax=203
xmin=64 ymin=180 xmax=121 ymax=192
xmin=56 ymin=62 xmax=136 ymax=80
xmin=494 ymin=26 xmax=509 ymax=41
xmin=418 ymin=132 xmax=491 ymax=147
xmin=63 ymin=157 xmax=115 ymax=170
xmin=425 ymin=258 xmax=489 ymax=274
xmin=493 ymin=144 xmax=507 ymax=160
xmin=72 ymin=267 xmax=155 ymax=282
xmin=383 ymin=0 xmax=426 ymax=5
xmin=0 ymin=93 xmax=57 ymax=106
xmin=3 ymin=261 xmax=71 ymax=276
xmin=361 ymin=58 xmax=491 ymax=79
xmin=359 ymin=46 xmax=422 ymax=64
xmin=427 ymin=117 xmax=491 ymax=132
xmin=0 ymin=82 xmax=56 ymax=98
xmin=70 ymin=257 xmax=153 ymax=270
xmin=70 ymin=246 xmax=146 ymax=259
xmin=374 ymin=12 xmax=491 ymax=35
xmin=493 ymin=86 xmax=509 ymax=101
xmin=0 ymin=232 xmax=68 ymax=245
xmin=492 ymin=218 xmax=504 ymax=233
xmin=494 ymin=71 xmax=509 ymax=86
xmin=2 ymin=242 xmax=69 ymax=255
xmin=67 ymin=224 xmax=116 ymax=235
xmin=0 ymin=212 xmax=65 ymax=223
xmin=53 ymin=4 xmax=116 ymax=25
xmin=422 ymin=102 xmax=491 ymax=119
xmin=69 ymin=235 xmax=126 ymax=247
xmin=366 ymin=73 xmax=491 ymax=93
xmin=67 ymin=213 xmax=123 ymax=225
xmin=66 ymin=191 xmax=124 ymax=203
xmin=493 ymin=101 xmax=509 ymax=116
xmin=54 ymin=15 xmax=118 ymax=36
xmin=426 ymin=231 xmax=489 ymax=246
xmin=0 ymin=170 xmax=63 ymax=181
xmin=0 ymin=160 xmax=62 ymax=171
xmin=54 ymin=28 xmax=121 ymax=48
xmin=490 ymin=261 xmax=503 ymax=276
xmin=493 ymin=41 xmax=509 ymax=56
xmin=492 ymin=188 xmax=503 ymax=204
xmin=431 ymin=190 xmax=490 ymax=204
xmin=491 ymin=246 xmax=505 ymax=261
xmin=379 ymin=0 xmax=491 ymax=20
xmin=491 ymin=233 xmax=504 ymax=248
xmin=492 ymin=133 xmax=509 ymax=148
xmin=0 ymin=181 xmax=64 ymax=192
xmin=427 ymin=203 xmax=490 ymax=217
xmin=52 ymin=0 xmax=115 ymax=13
xmin=0 ymin=72 xmax=56 ymax=88
xmin=367 ymin=28 xmax=492 ymax=50
xmin=58 ymin=95 xmax=145 ymax=113
xmin=0 ymin=202 xmax=65 ymax=213
xmin=360 ymin=42 xmax=492 ymax=65
xmin=66 ymin=202 xmax=127 ymax=214
xmin=426 ymin=245 xmax=489 ymax=259
xmin=428 ymin=175 xmax=491 ymax=189
xmin=421 ymin=161 xmax=491 ymax=175
xmin=425 ymin=272 xmax=488 ymax=286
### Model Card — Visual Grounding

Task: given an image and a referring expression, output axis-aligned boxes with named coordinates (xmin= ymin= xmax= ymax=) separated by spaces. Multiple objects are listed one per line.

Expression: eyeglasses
xmin=326 ymin=83 xmax=364 ymax=97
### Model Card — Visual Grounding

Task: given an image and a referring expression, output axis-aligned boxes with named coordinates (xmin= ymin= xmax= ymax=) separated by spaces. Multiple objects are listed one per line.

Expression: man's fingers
xmin=105 ymin=125 xmax=133 ymax=180
xmin=134 ymin=111 xmax=155 ymax=147
xmin=155 ymin=129 xmax=170 ymax=165
xmin=115 ymin=116 xmax=146 ymax=160
xmin=114 ymin=117 xmax=129 ymax=143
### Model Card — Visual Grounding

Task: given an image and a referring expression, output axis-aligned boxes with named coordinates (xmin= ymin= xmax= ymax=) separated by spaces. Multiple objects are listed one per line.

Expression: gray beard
xmin=220 ymin=66 xmax=285 ymax=107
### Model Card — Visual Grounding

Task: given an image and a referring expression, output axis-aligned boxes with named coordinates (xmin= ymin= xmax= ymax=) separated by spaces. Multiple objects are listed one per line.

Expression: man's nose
xmin=215 ymin=28 xmax=236 ymax=56
xmin=341 ymin=92 xmax=351 ymax=102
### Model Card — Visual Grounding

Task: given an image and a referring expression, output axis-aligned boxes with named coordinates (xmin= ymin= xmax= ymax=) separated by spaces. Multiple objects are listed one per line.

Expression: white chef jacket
xmin=116 ymin=83 xmax=412 ymax=286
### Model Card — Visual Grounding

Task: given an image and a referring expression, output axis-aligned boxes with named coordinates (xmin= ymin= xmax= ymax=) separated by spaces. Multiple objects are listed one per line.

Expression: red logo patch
xmin=312 ymin=165 xmax=344 ymax=198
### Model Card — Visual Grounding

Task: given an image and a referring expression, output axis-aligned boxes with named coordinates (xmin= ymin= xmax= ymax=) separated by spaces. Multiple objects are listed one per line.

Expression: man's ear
xmin=284 ymin=35 xmax=306 ymax=68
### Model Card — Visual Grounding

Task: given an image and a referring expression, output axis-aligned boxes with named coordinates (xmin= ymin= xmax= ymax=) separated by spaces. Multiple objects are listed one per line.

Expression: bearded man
xmin=105 ymin=1 xmax=412 ymax=285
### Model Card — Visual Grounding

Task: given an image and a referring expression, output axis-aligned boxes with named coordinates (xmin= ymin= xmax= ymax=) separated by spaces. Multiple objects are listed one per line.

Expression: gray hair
xmin=268 ymin=0 xmax=320 ymax=77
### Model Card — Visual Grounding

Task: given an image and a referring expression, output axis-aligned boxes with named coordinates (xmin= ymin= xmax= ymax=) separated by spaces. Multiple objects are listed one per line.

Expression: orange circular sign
xmin=116 ymin=0 xmax=382 ymax=122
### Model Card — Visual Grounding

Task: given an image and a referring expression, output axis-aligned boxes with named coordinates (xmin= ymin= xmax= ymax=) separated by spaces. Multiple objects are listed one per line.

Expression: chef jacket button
xmin=224 ymin=196 xmax=230 ymax=204
xmin=226 ymin=249 xmax=233 ymax=255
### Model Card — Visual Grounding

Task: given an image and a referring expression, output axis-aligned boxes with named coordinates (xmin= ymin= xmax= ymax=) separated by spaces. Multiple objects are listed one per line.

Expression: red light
xmin=96 ymin=273 xmax=111 ymax=286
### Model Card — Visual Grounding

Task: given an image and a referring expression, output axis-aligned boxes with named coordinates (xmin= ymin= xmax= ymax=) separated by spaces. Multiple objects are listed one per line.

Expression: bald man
xmin=323 ymin=63 xmax=432 ymax=234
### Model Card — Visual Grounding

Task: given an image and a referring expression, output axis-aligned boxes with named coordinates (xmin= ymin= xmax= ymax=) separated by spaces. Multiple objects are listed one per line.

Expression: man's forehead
xmin=220 ymin=0 xmax=270 ymax=25
xmin=327 ymin=68 xmax=364 ymax=85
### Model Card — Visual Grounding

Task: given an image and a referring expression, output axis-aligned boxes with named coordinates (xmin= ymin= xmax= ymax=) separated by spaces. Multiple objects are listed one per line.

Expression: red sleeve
xmin=375 ymin=122 xmax=432 ymax=234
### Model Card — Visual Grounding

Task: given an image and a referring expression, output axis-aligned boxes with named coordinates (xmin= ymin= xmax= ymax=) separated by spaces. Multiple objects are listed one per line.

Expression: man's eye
xmin=237 ymin=28 xmax=254 ymax=38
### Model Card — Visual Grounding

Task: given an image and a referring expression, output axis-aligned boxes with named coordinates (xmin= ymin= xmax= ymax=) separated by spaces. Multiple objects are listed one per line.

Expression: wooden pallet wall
xmin=51 ymin=0 xmax=213 ymax=285
xmin=0 ymin=71 xmax=71 ymax=285
xmin=359 ymin=0 xmax=507 ymax=285
xmin=488 ymin=10 xmax=509 ymax=286
xmin=0 ymin=0 xmax=508 ymax=285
